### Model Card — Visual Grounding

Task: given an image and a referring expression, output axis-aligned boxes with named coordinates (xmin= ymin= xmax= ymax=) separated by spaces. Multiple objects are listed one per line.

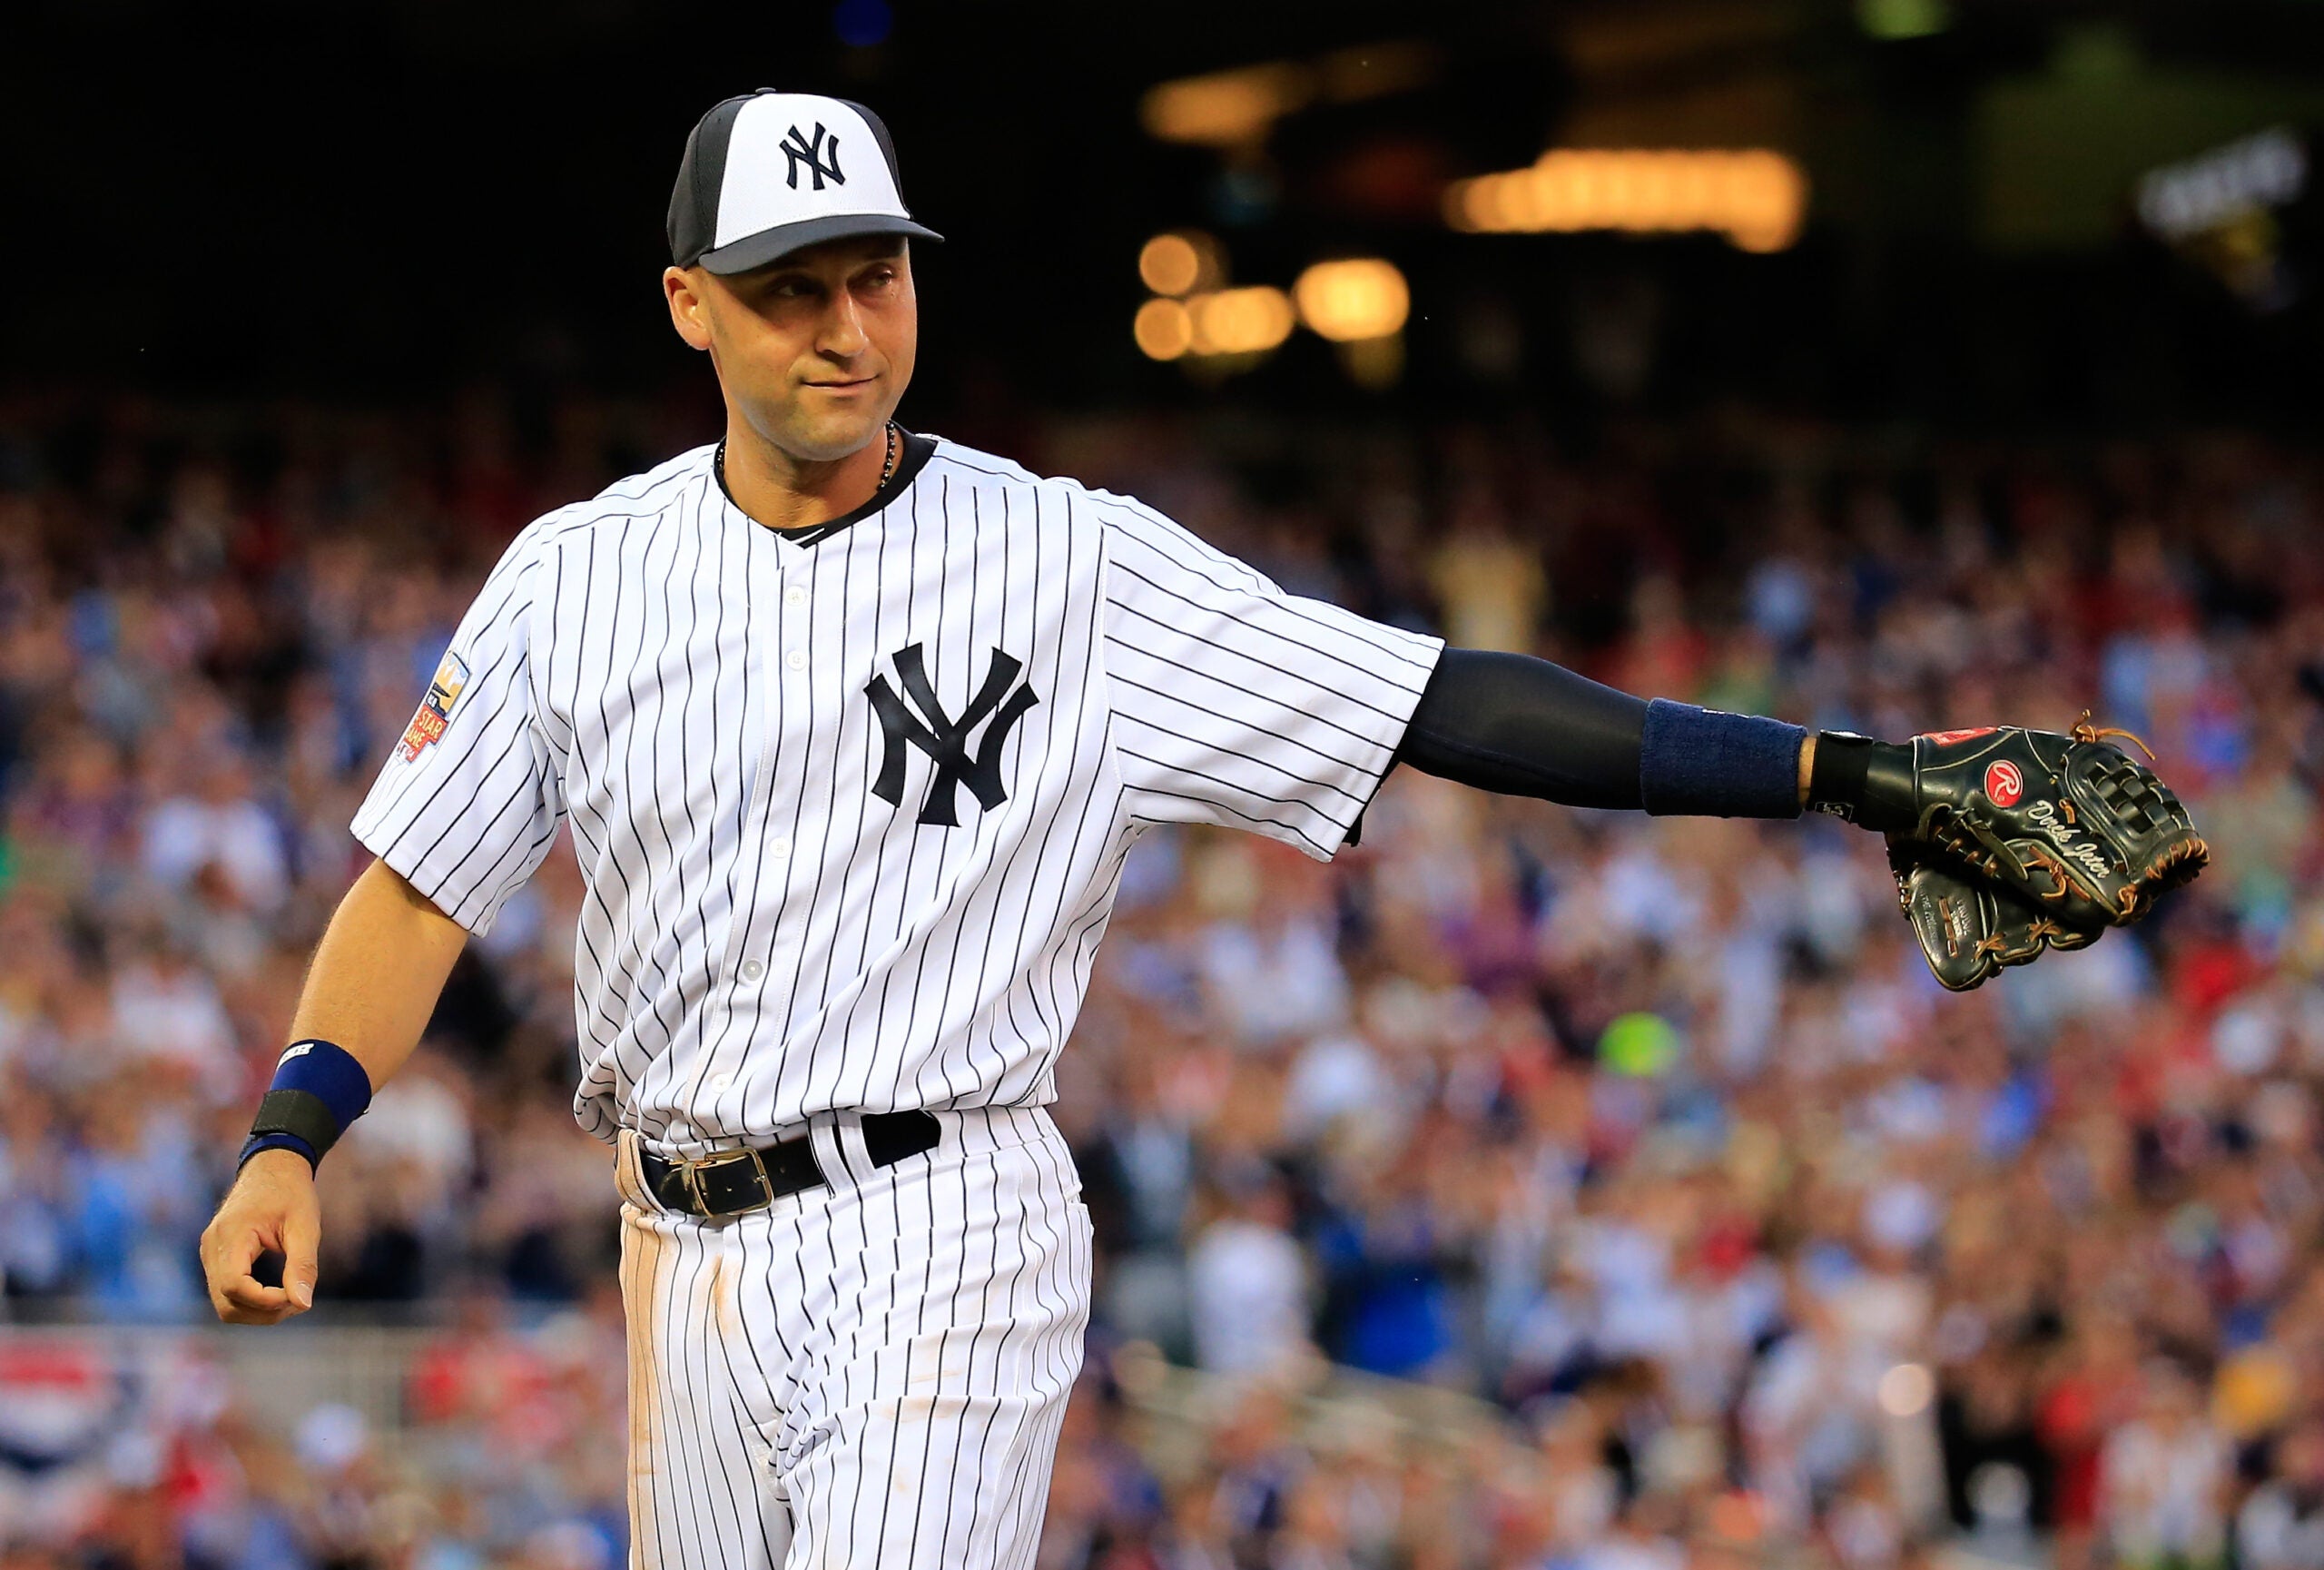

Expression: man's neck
xmin=720 ymin=420 xmax=892 ymax=532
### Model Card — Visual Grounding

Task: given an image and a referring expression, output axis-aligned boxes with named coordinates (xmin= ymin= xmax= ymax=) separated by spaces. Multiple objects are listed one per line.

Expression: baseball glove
xmin=1875 ymin=711 xmax=2208 ymax=942
xmin=1886 ymin=840 xmax=2101 ymax=992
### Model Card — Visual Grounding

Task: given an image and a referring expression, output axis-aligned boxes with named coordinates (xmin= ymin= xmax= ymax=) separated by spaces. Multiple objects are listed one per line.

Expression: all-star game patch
xmin=399 ymin=651 xmax=470 ymax=762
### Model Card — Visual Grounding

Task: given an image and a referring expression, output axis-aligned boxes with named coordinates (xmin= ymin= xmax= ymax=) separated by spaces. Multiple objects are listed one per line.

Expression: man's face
xmin=665 ymin=234 xmax=918 ymax=463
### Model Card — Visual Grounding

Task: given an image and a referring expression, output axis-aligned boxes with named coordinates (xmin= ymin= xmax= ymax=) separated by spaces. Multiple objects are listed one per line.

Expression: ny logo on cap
xmin=866 ymin=644 xmax=1039 ymax=827
xmin=781 ymin=123 xmax=845 ymax=192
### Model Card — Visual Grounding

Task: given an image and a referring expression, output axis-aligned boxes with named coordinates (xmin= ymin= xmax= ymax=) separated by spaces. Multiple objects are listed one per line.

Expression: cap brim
xmin=696 ymin=214 xmax=943 ymax=275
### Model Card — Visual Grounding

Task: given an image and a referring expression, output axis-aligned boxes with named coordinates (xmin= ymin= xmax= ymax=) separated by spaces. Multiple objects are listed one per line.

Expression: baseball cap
xmin=668 ymin=90 xmax=942 ymax=275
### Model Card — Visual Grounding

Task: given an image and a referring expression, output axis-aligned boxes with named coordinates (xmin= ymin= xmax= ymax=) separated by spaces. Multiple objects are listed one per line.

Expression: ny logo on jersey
xmin=780 ymin=123 xmax=845 ymax=192
xmin=866 ymin=645 xmax=1040 ymax=827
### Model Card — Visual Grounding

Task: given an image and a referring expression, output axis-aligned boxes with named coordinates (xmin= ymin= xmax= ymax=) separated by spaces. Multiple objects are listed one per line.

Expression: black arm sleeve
xmin=1394 ymin=647 xmax=1647 ymax=811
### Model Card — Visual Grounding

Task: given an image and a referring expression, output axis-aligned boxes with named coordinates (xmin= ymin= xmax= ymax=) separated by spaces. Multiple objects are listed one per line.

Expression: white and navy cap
xmin=668 ymin=91 xmax=942 ymax=275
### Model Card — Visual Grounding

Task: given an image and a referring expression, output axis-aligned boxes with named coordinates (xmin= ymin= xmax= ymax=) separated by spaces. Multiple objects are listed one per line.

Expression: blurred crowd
xmin=0 ymin=1294 xmax=628 ymax=1570
xmin=0 ymin=390 xmax=2320 ymax=1570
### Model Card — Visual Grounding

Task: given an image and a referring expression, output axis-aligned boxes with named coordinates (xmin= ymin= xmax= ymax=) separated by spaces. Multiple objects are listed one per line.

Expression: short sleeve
xmin=350 ymin=527 xmax=566 ymax=934
xmin=1097 ymin=501 xmax=1443 ymax=859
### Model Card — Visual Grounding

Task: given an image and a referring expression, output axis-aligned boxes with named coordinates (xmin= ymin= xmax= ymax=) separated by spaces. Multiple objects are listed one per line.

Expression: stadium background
xmin=5 ymin=2 xmax=2324 ymax=1567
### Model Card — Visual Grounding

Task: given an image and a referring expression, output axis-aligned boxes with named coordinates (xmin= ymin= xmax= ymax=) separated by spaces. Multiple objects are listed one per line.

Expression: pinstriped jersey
xmin=351 ymin=436 xmax=1443 ymax=1157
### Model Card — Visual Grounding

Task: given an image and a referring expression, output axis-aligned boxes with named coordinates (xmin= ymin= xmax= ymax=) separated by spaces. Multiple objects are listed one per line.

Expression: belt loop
xmin=615 ymin=1128 xmax=645 ymax=1209
xmin=811 ymin=1115 xmax=857 ymax=1189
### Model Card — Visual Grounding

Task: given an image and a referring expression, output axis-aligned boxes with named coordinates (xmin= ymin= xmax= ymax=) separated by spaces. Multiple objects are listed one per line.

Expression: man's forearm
xmin=1398 ymin=648 xmax=1817 ymax=819
xmin=287 ymin=857 xmax=469 ymax=1092
xmin=1398 ymin=649 xmax=1911 ymax=827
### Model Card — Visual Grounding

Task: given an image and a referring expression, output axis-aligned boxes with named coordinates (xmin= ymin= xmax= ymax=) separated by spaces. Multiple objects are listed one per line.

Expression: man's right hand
xmin=201 ymin=1148 xmax=321 ymax=1324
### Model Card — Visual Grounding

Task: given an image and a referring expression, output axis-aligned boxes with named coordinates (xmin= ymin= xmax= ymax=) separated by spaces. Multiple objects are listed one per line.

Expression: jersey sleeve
xmin=1096 ymin=500 xmax=1443 ymax=859
xmin=350 ymin=525 xmax=566 ymax=934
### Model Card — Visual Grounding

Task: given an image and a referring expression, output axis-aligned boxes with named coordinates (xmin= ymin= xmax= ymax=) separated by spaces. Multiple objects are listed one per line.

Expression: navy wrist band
xmin=241 ymin=1039 xmax=373 ymax=1171
xmin=1639 ymin=698 xmax=1807 ymax=820
xmin=239 ymin=1131 xmax=321 ymax=1172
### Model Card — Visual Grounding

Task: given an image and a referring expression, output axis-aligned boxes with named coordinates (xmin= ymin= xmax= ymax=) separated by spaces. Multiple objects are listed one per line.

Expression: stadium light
xmin=1133 ymin=299 xmax=1195 ymax=360
xmin=1140 ymin=64 xmax=1313 ymax=148
xmin=1138 ymin=232 xmax=1221 ymax=297
xmin=1187 ymin=287 xmax=1296 ymax=356
xmin=1135 ymin=288 xmax=1297 ymax=364
xmin=1136 ymin=256 xmax=1392 ymax=374
xmin=1292 ymin=259 xmax=1410 ymax=342
xmin=1139 ymin=45 xmax=1441 ymax=149
xmin=1445 ymin=149 xmax=1807 ymax=252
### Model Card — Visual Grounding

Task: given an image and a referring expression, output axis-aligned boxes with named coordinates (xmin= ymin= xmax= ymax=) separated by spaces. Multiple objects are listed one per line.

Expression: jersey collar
xmin=711 ymin=427 xmax=938 ymax=548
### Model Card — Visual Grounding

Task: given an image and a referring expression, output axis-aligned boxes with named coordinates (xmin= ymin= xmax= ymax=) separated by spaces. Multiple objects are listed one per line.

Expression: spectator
xmin=2097 ymin=1361 xmax=2231 ymax=1570
xmin=1187 ymin=1170 xmax=1312 ymax=1378
xmin=2240 ymin=1421 xmax=2324 ymax=1570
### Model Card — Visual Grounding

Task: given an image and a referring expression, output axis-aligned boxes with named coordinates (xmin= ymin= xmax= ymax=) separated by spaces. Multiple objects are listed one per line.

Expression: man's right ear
xmin=664 ymin=267 xmax=714 ymax=352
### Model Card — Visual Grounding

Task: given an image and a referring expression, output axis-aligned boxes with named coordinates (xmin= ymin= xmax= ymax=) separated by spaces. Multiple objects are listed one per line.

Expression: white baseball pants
xmin=614 ymin=1106 xmax=1094 ymax=1570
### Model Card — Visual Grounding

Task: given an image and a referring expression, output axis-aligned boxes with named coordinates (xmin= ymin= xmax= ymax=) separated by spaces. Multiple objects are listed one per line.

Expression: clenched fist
xmin=201 ymin=1148 xmax=321 ymax=1325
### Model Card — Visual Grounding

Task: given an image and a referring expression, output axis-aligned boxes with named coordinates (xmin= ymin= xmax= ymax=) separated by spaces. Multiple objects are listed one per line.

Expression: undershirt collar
xmin=712 ymin=427 xmax=938 ymax=548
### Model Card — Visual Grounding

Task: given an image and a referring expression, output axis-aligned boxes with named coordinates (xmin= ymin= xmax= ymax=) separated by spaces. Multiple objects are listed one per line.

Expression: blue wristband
xmin=241 ymin=1039 xmax=374 ymax=1172
xmin=239 ymin=1131 xmax=320 ymax=1171
xmin=1639 ymin=698 xmax=1807 ymax=820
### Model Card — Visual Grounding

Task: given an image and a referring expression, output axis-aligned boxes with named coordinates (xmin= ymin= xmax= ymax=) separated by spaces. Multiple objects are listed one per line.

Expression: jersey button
xmin=784 ymin=586 xmax=807 ymax=608
xmin=707 ymin=1071 xmax=732 ymax=1093
xmin=739 ymin=957 xmax=766 ymax=982
xmin=785 ymin=649 xmax=807 ymax=672
xmin=768 ymin=835 xmax=792 ymax=857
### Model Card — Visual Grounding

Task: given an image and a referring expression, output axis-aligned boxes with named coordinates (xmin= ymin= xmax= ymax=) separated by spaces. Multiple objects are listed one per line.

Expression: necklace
xmin=715 ymin=420 xmax=901 ymax=506
xmin=877 ymin=419 xmax=900 ymax=489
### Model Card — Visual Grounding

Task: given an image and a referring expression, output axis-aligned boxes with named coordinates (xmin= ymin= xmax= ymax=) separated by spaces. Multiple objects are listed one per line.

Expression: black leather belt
xmin=637 ymin=1111 xmax=941 ymax=1218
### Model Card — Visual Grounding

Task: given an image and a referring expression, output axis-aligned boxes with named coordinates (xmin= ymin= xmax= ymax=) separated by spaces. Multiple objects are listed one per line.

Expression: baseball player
xmin=200 ymin=90 xmax=2205 ymax=1569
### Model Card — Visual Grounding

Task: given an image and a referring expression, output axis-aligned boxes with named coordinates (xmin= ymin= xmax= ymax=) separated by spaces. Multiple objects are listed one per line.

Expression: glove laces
xmin=2071 ymin=709 xmax=2156 ymax=761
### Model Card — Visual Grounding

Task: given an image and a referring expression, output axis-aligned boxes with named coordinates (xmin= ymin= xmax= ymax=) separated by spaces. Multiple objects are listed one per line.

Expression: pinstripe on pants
xmin=615 ymin=1106 xmax=1093 ymax=1570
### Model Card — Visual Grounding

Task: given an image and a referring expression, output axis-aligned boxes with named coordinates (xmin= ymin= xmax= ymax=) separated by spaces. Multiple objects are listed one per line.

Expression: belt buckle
xmin=681 ymin=1147 xmax=774 ymax=1217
